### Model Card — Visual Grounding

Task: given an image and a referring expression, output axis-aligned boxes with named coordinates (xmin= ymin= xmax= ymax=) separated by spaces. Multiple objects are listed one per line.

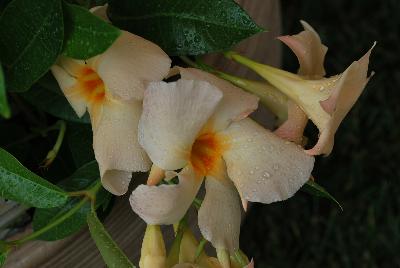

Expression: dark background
xmin=240 ymin=1 xmax=400 ymax=267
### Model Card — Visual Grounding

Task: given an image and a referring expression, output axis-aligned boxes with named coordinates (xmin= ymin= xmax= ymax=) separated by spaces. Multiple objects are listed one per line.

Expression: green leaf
xmin=21 ymin=73 xmax=90 ymax=124
xmin=33 ymin=161 xmax=112 ymax=241
xmin=0 ymin=0 xmax=64 ymax=92
xmin=0 ymin=147 xmax=68 ymax=208
xmin=87 ymin=210 xmax=135 ymax=268
xmin=108 ymin=0 xmax=264 ymax=56
xmin=63 ymin=3 xmax=121 ymax=59
xmin=302 ymin=180 xmax=343 ymax=210
xmin=0 ymin=64 xmax=10 ymax=118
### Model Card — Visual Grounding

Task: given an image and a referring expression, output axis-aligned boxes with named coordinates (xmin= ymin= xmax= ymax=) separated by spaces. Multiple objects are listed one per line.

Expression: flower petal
xmin=89 ymin=4 xmax=110 ymax=22
xmin=130 ymin=166 xmax=203 ymax=224
xmin=278 ymin=20 xmax=327 ymax=78
xmin=93 ymin=99 xmax=151 ymax=195
xmin=178 ymin=67 xmax=259 ymax=132
xmin=222 ymin=118 xmax=314 ymax=203
xmin=96 ymin=31 xmax=171 ymax=101
xmin=139 ymin=80 xmax=223 ymax=170
xmin=307 ymin=43 xmax=375 ymax=155
xmin=51 ymin=65 xmax=87 ymax=117
xmin=274 ymin=100 xmax=308 ymax=145
xmin=198 ymin=174 xmax=241 ymax=253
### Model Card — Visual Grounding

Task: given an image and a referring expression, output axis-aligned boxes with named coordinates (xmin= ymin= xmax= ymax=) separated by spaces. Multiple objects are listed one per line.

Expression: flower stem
xmin=41 ymin=120 xmax=66 ymax=168
xmin=194 ymin=237 xmax=207 ymax=262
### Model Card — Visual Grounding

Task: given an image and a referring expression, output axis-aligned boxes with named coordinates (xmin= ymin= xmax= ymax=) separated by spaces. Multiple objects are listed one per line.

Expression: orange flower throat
xmin=190 ymin=132 xmax=228 ymax=177
xmin=75 ymin=67 xmax=106 ymax=105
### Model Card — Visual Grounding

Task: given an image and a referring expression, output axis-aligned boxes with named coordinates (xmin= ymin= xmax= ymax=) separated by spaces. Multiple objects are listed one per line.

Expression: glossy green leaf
xmin=0 ymin=0 xmax=64 ymax=92
xmin=33 ymin=161 xmax=112 ymax=241
xmin=108 ymin=0 xmax=264 ymax=56
xmin=63 ymin=3 xmax=121 ymax=59
xmin=0 ymin=64 xmax=10 ymax=118
xmin=87 ymin=210 xmax=135 ymax=268
xmin=21 ymin=73 xmax=90 ymax=124
xmin=0 ymin=147 xmax=68 ymax=208
xmin=302 ymin=180 xmax=343 ymax=210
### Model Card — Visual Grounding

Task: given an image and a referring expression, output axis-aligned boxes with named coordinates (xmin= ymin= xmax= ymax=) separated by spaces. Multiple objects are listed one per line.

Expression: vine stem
xmin=4 ymin=120 xmax=63 ymax=149
xmin=6 ymin=180 xmax=103 ymax=247
xmin=8 ymin=197 xmax=89 ymax=246
xmin=41 ymin=120 xmax=67 ymax=168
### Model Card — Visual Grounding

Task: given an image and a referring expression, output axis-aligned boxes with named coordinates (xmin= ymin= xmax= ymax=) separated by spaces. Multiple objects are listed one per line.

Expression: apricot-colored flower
xmin=227 ymin=38 xmax=375 ymax=155
xmin=130 ymin=68 xmax=314 ymax=253
xmin=51 ymin=31 xmax=171 ymax=195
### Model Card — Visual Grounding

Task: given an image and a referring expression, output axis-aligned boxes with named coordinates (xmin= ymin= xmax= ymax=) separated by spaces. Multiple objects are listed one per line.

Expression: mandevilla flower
xmin=226 ymin=29 xmax=375 ymax=155
xmin=51 ymin=30 xmax=171 ymax=195
xmin=130 ymin=68 xmax=315 ymax=254
xmin=274 ymin=20 xmax=328 ymax=145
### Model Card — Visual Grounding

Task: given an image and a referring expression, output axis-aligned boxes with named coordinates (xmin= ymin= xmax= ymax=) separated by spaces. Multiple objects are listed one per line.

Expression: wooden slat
xmin=4 ymin=1 xmax=281 ymax=267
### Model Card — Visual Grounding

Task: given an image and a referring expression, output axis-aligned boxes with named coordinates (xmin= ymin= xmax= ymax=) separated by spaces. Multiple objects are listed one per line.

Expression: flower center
xmin=190 ymin=132 xmax=228 ymax=177
xmin=76 ymin=67 xmax=106 ymax=105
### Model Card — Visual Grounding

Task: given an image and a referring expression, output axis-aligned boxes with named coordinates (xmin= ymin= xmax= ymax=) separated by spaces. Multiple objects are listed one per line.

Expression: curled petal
xmin=308 ymin=43 xmax=376 ymax=155
xmin=228 ymin=43 xmax=374 ymax=155
xmin=222 ymin=118 xmax=314 ymax=203
xmin=274 ymin=100 xmax=308 ymax=145
xmin=278 ymin=20 xmax=327 ymax=78
xmin=130 ymin=166 xmax=203 ymax=224
xmin=50 ymin=65 xmax=87 ymax=117
xmin=178 ymin=67 xmax=259 ymax=131
xmin=198 ymin=173 xmax=241 ymax=253
xmin=93 ymin=100 xmax=151 ymax=195
xmin=139 ymin=80 xmax=223 ymax=170
xmin=96 ymin=31 xmax=171 ymax=101
xmin=89 ymin=4 xmax=110 ymax=22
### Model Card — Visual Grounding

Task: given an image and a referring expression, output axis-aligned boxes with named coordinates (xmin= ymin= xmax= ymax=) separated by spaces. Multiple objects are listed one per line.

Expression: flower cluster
xmin=51 ymin=6 xmax=374 ymax=267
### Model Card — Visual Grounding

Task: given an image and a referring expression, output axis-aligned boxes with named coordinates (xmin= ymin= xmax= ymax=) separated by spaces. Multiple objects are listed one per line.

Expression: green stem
xmin=233 ymin=250 xmax=249 ymax=267
xmin=9 ymin=197 xmax=89 ymax=245
xmin=194 ymin=237 xmax=207 ymax=262
xmin=4 ymin=121 xmax=61 ymax=149
xmin=192 ymin=197 xmax=202 ymax=210
xmin=41 ymin=120 xmax=66 ymax=167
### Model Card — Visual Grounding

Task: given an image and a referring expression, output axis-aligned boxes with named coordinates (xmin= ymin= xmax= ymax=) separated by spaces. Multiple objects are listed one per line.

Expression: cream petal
xmin=228 ymin=46 xmax=374 ymax=155
xmin=274 ymin=100 xmax=308 ymax=145
xmin=139 ymin=80 xmax=223 ymax=170
xmin=89 ymin=4 xmax=110 ymax=22
xmin=57 ymin=57 xmax=86 ymax=77
xmin=215 ymin=71 xmax=289 ymax=125
xmin=198 ymin=175 xmax=241 ymax=253
xmin=51 ymin=65 xmax=87 ymax=117
xmin=177 ymin=68 xmax=259 ymax=131
xmin=130 ymin=166 xmax=203 ymax=224
xmin=307 ymin=43 xmax=375 ymax=155
xmin=222 ymin=118 xmax=314 ymax=203
xmin=96 ymin=31 xmax=171 ymax=101
xmin=278 ymin=20 xmax=327 ymax=78
xmin=92 ymin=99 xmax=151 ymax=195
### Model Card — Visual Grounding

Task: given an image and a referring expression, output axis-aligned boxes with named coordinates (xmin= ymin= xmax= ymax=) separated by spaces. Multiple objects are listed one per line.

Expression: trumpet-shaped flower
xmin=227 ymin=40 xmax=375 ymax=155
xmin=274 ymin=21 xmax=327 ymax=145
xmin=51 ymin=31 xmax=171 ymax=195
xmin=130 ymin=68 xmax=315 ymax=253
